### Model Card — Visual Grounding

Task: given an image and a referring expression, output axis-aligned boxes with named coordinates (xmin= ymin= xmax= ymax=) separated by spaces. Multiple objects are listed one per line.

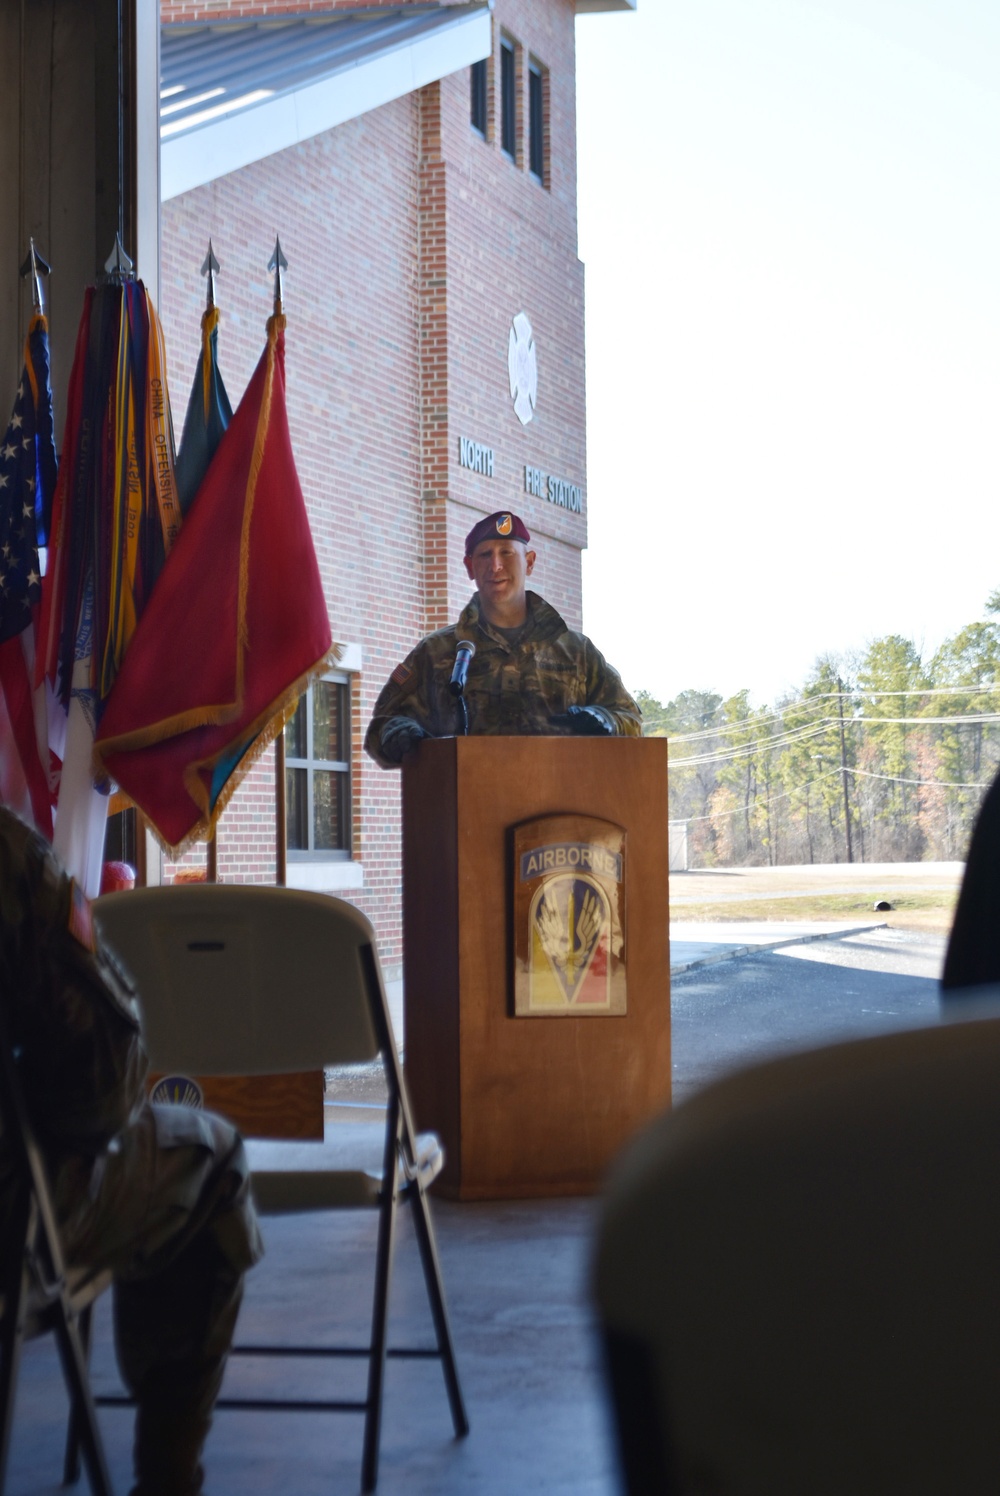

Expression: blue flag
xmin=174 ymin=304 xmax=233 ymax=516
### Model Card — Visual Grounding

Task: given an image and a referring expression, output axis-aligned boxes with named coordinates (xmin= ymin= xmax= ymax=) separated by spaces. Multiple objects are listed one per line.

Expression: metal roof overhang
xmin=160 ymin=4 xmax=492 ymax=200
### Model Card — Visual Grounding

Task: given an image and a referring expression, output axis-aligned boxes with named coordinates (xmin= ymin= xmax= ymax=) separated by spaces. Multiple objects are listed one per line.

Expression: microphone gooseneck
xmin=449 ymin=639 xmax=476 ymax=698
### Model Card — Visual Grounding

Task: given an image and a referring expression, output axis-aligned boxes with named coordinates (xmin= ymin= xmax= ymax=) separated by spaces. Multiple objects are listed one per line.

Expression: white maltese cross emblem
xmin=507 ymin=311 xmax=538 ymax=426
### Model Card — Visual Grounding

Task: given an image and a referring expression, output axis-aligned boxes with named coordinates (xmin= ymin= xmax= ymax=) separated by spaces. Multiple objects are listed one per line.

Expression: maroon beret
xmin=464 ymin=511 xmax=531 ymax=556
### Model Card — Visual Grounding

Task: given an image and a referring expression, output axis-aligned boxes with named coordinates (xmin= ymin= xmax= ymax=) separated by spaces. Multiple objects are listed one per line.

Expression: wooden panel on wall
xmin=0 ymin=6 xmax=23 ymax=391
xmin=148 ymin=1069 xmax=325 ymax=1139
xmin=1 ymin=1 xmax=156 ymax=412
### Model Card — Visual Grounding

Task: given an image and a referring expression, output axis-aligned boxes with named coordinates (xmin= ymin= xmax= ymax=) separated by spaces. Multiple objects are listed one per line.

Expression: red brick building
xmin=156 ymin=0 xmax=632 ymax=972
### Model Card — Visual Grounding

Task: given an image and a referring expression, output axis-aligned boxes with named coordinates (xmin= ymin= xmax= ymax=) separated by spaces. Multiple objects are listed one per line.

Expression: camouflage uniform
xmin=0 ymin=807 xmax=263 ymax=1496
xmin=365 ymin=590 xmax=642 ymax=768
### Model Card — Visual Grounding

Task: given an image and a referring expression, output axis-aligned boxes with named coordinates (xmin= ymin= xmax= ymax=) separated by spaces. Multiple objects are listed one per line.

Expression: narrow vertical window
xmin=500 ymin=37 xmax=516 ymax=159
xmin=529 ymin=60 xmax=546 ymax=183
xmin=471 ymin=57 xmax=487 ymax=135
xmin=285 ymin=675 xmax=352 ymax=858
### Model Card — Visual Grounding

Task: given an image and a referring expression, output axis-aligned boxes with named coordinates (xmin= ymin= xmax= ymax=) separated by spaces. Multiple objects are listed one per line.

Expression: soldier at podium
xmin=365 ymin=510 xmax=641 ymax=767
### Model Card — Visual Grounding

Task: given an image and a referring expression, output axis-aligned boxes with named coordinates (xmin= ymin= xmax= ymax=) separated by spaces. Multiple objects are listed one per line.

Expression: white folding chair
xmin=94 ymin=884 xmax=468 ymax=1493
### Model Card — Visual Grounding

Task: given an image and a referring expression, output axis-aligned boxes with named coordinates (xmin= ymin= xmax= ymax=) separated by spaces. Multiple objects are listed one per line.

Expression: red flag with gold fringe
xmin=93 ymin=313 xmax=333 ymax=853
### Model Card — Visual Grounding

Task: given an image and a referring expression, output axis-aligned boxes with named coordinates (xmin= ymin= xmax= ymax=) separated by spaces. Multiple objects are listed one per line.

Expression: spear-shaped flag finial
xmin=102 ymin=232 xmax=135 ymax=283
xmin=267 ymin=235 xmax=288 ymax=314
xmin=201 ymin=239 xmax=221 ymax=310
xmin=19 ymin=239 xmax=51 ymax=316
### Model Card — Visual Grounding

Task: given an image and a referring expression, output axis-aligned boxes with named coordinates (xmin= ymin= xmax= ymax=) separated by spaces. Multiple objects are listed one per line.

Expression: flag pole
xmin=267 ymin=235 xmax=288 ymax=314
xmin=102 ymin=232 xmax=134 ymax=283
xmin=275 ymin=732 xmax=287 ymax=888
xmin=134 ymin=808 xmax=147 ymax=887
xmin=202 ymin=239 xmax=220 ymax=308
xmin=202 ymin=241 xmax=222 ymax=887
xmin=269 ymin=235 xmax=290 ymax=889
xmin=20 ymin=239 xmax=51 ymax=315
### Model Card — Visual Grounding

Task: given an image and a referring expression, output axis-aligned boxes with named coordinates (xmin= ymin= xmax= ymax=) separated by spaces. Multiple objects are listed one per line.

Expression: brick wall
xmin=417 ymin=82 xmax=452 ymax=635
xmin=437 ymin=0 xmax=586 ymax=626
xmin=159 ymin=0 xmax=588 ymax=962
xmin=160 ymin=91 xmax=422 ymax=960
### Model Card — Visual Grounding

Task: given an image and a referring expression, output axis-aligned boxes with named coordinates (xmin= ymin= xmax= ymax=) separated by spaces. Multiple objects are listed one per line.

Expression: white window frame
xmin=285 ymin=645 xmax=363 ymax=892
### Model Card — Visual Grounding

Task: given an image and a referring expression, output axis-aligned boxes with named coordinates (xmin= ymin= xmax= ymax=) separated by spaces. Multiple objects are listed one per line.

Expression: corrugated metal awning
xmin=161 ymin=4 xmax=491 ymax=199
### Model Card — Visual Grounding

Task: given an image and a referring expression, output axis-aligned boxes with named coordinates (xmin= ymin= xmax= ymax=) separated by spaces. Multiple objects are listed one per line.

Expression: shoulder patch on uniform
xmin=67 ymin=880 xmax=96 ymax=952
xmin=150 ymin=1074 xmax=205 ymax=1109
xmin=391 ymin=662 xmax=413 ymax=687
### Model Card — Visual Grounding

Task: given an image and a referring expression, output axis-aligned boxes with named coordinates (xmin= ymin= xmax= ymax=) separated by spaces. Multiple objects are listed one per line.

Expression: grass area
xmin=673 ymin=891 xmax=959 ymax=932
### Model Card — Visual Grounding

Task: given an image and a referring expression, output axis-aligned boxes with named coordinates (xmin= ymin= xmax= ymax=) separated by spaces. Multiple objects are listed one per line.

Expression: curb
xmin=669 ymin=921 xmax=889 ymax=976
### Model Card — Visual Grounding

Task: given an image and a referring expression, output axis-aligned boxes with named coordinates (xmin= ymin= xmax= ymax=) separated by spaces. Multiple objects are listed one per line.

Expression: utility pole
xmin=837 ymin=677 xmax=854 ymax=863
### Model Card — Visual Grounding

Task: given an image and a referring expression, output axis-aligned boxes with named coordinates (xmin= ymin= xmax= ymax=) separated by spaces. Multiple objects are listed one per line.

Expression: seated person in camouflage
xmin=365 ymin=511 xmax=642 ymax=766
xmin=0 ymin=806 xmax=263 ymax=1496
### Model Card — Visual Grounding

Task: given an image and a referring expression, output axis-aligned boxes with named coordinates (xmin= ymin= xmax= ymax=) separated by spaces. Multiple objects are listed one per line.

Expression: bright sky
xmin=576 ymin=0 xmax=1000 ymax=708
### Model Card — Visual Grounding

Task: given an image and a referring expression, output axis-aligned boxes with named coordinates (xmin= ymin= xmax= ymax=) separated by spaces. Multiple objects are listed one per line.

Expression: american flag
xmin=0 ymin=368 xmax=44 ymax=643
xmin=0 ymin=316 xmax=56 ymax=835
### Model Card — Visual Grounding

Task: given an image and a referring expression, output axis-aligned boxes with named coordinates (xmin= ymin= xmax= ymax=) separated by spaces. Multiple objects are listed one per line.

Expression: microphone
xmin=449 ymin=639 xmax=476 ymax=696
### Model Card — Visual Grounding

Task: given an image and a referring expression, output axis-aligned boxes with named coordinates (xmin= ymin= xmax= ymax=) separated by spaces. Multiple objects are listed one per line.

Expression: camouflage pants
xmin=55 ymin=1102 xmax=264 ymax=1495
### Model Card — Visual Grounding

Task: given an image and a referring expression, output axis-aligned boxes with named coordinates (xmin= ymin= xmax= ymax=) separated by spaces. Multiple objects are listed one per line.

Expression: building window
xmin=529 ymin=60 xmax=547 ymax=184
xmin=471 ymin=57 xmax=487 ymax=135
xmin=285 ymin=674 xmax=351 ymax=858
xmin=500 ymin=37 xmax=516 ymax=159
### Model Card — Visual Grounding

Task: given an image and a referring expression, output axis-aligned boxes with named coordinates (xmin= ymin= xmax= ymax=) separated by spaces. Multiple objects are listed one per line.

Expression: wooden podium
xmin=402 ymin=736 xmax=670 ymax=1199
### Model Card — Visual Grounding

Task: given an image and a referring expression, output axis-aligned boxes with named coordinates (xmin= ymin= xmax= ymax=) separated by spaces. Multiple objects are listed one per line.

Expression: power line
xmin=849 ymin=686 xmax=1000 ymax=698
xmin=645 ymin=696 xmax=833 ymax=744
xmin=841 ymin=714 xmax=1000 ymax=726
xmin=669 ymin=718 xmax=841 ymax=768
xmin=652 ymin=683 xmax=1000 ymax=744
xmin=667 ymin=712 xmax=1000 ymax=770
xmin=679 ymin=768 xmax=844 ymax=824
xmin=847 ymin=767 xmax=991 ymax=790
xmin=675 ymin=766 xmax=992 ymax=824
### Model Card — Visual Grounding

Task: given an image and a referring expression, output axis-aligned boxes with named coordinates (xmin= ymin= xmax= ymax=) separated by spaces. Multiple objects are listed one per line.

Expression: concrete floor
xmin=8 ymin=923 xmax=948 ymax=1496
xmin=10 ymin=1198 xmax=617 ymax=1496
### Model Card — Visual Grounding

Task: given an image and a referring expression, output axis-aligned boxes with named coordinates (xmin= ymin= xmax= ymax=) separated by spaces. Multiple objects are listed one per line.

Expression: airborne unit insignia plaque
xmin=512 ymin=813 xmax=627 ymax=1017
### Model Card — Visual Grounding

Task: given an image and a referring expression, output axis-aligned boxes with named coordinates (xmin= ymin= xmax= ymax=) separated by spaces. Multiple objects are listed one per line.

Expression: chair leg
xmin=361 ymin=1108 xmax=402 ymax=1494
xmin=62 ymin=1301 xmax=95 ymax=1486
xmin=0 ymin=1326 xmax=25 ymax=1496
xmin=409 ymin=1185 xmax=469 ymax=1438
xmin=0 ymin=1196 xmax=31 ymax=1496
xmin=0 ymin=1293 xmax=26 ymax=1496
xmin=51 ymin=1304 xmax=113 ymax=1496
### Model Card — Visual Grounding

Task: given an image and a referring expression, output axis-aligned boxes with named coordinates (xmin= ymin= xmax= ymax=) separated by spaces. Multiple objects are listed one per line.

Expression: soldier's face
xmin=464 ymin=538 xmax=536 ymax=613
